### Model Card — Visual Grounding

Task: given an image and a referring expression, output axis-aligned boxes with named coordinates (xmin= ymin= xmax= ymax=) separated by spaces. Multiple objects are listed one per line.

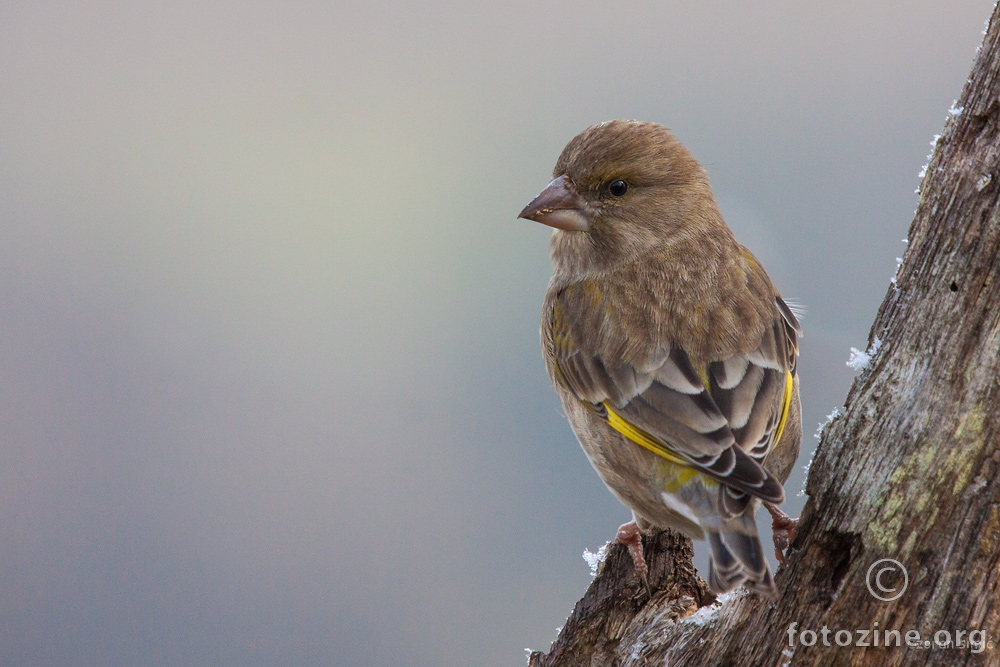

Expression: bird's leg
xmin=764 ymin=502 xmax=798 ymax=563
xmin=615 ymin=521 xmax=650 ymax=593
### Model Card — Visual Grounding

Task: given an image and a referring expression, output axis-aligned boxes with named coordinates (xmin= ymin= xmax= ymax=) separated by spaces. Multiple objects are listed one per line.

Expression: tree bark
xmin=529 ymin=5 xmax=1000 ymax=666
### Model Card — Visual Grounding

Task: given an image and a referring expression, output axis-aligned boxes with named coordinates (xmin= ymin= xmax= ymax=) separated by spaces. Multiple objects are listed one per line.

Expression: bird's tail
xmin=706 ymin=513 xmax=777 ymax=598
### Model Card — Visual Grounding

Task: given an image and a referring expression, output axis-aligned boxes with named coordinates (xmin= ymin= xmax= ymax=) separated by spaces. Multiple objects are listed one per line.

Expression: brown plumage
xmin=519 ymin=120 xmax=802 ymax=597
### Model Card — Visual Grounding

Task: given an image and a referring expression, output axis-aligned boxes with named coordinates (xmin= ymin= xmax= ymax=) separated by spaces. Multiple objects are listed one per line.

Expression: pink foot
xmin=764 ymin=502 xmax=798 ymax=563
xmin=616 ymin=521 xmax=650 ymax=592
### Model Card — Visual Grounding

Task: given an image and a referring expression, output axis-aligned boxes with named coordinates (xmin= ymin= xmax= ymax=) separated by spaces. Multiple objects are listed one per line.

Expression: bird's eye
xmin=609 ymin=179 xmax=628 ymax=197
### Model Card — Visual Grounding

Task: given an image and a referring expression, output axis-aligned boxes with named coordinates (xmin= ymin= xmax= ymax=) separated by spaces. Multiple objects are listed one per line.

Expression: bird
xmin=518 ymin=120 xmax=801 ymax=597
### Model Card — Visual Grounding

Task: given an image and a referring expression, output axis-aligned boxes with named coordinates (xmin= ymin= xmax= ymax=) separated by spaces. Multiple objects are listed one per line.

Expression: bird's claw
xmin=764 ymin=502 xmax=798 ymax=563
xmin=616 ymin=521 xmax=651 ymax=594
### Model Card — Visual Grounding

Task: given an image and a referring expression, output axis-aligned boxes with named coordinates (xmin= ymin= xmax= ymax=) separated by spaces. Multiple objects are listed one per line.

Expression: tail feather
xmin=719 ymin=485 xmax=751 ymax=519
xmin=706 ymin=514 xmax=777 ymax=598
xmin=707 ymin=533 xmax=743 ymax=593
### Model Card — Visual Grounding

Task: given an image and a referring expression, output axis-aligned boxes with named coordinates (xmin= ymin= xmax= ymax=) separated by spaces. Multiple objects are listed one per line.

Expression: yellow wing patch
xmin=603 ymin=369 xmax=793 ymax=472
xmin=773 ymin=370 xmax=794 ymax=445
xmin=603 ymin=402 xmax=703 ymax=492
xmin=603 ymin=403 xmax=688 ymax=466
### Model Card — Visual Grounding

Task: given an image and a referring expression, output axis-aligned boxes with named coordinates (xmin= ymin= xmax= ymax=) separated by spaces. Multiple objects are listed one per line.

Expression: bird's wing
xmin=546 ymin=295 xmax=800 ymax=506
xmin=710 ymin=296 xmax=799 ymax=462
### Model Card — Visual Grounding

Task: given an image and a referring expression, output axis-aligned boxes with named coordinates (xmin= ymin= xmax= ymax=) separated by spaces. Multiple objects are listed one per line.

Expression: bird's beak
xmin=518 ymin=175 xmax=590 ymax=232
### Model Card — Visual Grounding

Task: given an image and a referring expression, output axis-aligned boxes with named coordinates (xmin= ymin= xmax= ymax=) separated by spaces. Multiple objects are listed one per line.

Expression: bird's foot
xmin=764 ymin=502 xmax=798 ymax=563
xmin=615 ymin=521 xmax=650 ymax=593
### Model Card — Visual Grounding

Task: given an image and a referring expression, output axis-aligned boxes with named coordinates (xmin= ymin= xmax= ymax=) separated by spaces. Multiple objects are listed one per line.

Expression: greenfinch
xmin=519 ymin=120 xmax=801 ymax=597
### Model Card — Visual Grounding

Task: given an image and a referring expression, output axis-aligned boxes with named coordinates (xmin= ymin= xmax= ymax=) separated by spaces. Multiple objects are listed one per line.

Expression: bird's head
xmin=519 ymin=120 xmax=725 ymax=278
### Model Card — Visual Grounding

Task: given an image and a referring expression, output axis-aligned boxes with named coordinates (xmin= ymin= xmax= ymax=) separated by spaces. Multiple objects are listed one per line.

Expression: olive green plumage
xmin=521 ymin=120 xmax=802 ymax=596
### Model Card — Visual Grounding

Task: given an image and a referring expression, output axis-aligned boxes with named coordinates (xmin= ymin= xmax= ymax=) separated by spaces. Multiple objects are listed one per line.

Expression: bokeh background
xmin=0 ymin=1 xmax=991 ymax=665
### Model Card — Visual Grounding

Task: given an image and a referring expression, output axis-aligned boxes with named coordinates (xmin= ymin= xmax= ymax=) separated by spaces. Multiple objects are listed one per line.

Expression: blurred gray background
xmin=0 ymin=1 xmax=991 ymax=665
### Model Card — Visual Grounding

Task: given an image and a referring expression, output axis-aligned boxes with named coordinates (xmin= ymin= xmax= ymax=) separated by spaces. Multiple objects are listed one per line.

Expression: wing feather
xmin=546 ymin=291 xmax=799 ymax=506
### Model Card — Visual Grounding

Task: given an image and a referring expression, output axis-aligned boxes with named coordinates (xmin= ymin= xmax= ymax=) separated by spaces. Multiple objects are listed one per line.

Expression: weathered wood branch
xmin=529 ymin=531 xmax=712 ymax=667
xmin=529 ymin=5 xmax=1000 ymax=666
